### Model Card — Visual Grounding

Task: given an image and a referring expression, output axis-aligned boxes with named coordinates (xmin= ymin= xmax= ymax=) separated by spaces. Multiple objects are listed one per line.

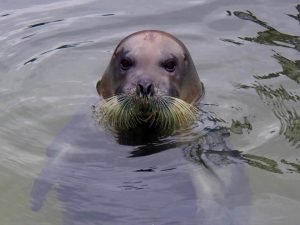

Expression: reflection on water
xmin=128 ymin=139 xmax=180 ymax=157
xmin=233 ymin=8 xmax=300 ymax=51
xmin=240 ymin=82 xmax=300 ymax=101
xmin=235 ymin=8 xmax=300 ymax=120
xmin=238 ymin=81 xmax=300 ymax=151
xmin=184 ymin=127 xmax=240 ymax=166
xmin=281 ymin=159 xmax=300 ymax=173
xmin=1 ymin=1 xmax=300 ymax=224
xmin=184 ymin=124 xmax=300 ymax=174
xmin=253 ymin=52 xmax=300 ymax=83
xmin=27 ymin=19 xmax=63 ymax=29
xmin=230 ymin=117 xmax=252 ymax=134
xmin=240 ymin=81 xmax=300 ymax=150
xmin=24 ymin=41 xmax=92 ymax=65
xmin=273 ymin=102 xmax=300 ymax=148
xmin=187 ymin=5 xmax=300 ymax=175
xmin=287 ymin=4 xmax=300 ymax=23
xmin=225 ymin=5 xmax=300 ymax=173
xmin=183 ymin=125 xmax=286 ymax=174
xmin=243 ymin=154 xmax=283 ymax=174
xmin=1 ymin=13 xmax=10 ymax=17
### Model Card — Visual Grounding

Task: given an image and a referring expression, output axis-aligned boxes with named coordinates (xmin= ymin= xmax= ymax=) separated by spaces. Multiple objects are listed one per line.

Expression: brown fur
xmin=96 ymin=30 xmax=204 ymax=105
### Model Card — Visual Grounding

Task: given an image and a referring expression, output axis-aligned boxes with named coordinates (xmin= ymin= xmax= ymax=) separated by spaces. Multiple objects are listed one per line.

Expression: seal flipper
xmin=31 ymin=99 xmax=98 ymax=212
xmin=31 ymin=145 xmax=62 ymax=211
xmin=31 ymin=169 xmax=55 ymax=211
xmin=31 ymin=131 xmax=79 ymax=211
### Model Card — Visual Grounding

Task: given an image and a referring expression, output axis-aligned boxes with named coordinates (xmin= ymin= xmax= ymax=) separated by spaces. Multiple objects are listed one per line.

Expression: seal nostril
xmin=146 ymin=84 xmax=154 ymax=97
xmin=136 ymin=82 xmax=154 ymax=98
xmin=136 ymin=84 xmax=143 ymax=97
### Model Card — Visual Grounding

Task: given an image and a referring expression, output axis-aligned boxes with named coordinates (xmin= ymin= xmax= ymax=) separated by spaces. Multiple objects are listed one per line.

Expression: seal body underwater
xmin=95 ymin=30 xmax=204 ymax=131
xmin=31 ymin=30 xmax=251 ymax=225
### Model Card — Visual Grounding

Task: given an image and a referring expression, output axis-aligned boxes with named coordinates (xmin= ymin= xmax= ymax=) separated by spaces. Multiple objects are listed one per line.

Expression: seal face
xmin=96 ymin=30 xmax=204 ymax=131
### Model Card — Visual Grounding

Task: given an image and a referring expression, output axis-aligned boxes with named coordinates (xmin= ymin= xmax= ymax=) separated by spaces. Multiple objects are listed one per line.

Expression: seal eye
xmin=163 ymin=59 xmax=176 ymax=72
xmin=120 ymin=58 xmax=133 ymax=71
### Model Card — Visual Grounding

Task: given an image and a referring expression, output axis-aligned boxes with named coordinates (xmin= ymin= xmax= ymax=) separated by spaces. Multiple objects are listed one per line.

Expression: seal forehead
xmin=116 ymin=31 xmax=185 ymax=56
xmin=142 ymin=32 xmax=157 ymax=42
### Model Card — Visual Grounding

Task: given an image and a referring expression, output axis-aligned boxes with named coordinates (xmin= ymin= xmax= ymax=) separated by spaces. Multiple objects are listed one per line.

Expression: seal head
xmin=96 ymin=30 xmax=204 ymax=131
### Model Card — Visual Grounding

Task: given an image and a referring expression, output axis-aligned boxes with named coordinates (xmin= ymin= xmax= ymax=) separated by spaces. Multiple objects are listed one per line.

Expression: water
xmin=0 ymin=0 xmax=299 ymax=224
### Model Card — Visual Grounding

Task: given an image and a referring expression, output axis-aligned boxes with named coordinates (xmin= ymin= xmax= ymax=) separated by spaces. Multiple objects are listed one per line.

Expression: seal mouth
xmin=94 ymin=94 xmax=198 ymax=131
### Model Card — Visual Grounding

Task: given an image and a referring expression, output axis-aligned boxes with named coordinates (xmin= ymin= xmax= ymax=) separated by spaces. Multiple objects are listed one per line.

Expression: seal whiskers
xmin=95 ymin=94 xmax=199 ymax=131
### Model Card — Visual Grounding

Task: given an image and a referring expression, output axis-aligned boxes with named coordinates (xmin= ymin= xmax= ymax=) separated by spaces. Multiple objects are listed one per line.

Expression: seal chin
xmin=93 ymin=94 xmax=198 ymax=132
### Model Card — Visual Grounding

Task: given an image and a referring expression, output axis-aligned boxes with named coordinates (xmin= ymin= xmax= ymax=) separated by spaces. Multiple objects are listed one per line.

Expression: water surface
xmin=0 ymin=0 xmax=300 ymax=224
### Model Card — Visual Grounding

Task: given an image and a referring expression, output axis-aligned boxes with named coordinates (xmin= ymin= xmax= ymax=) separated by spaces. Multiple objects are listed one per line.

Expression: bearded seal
xmin=31 ymin=31 xmax=251 ymax=225
xmin=95 ymin=30 xmax=204 ymax=131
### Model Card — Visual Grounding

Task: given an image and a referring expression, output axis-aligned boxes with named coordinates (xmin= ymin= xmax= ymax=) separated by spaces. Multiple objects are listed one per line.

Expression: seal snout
xmin=136 ymin=80 xmax=155 ymax=98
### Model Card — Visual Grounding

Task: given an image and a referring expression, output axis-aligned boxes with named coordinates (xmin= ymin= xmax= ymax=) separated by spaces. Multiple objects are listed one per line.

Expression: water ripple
xmin=23 ymin=41 xmax=93 ymax=65
xmin=27 ymin=19 xmax=63 ymax=29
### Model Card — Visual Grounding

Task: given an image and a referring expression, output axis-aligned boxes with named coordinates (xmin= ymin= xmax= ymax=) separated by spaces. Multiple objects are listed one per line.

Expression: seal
xmin=95 ymin=30 xmax=204 ymax=131
xmin=31 ymin=31 xmax=251 ymax=225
